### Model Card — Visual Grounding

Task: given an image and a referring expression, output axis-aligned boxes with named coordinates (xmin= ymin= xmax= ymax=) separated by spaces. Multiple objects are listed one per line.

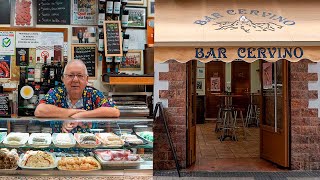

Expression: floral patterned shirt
xmin=39 ymin=85 xmax=116 ymax=133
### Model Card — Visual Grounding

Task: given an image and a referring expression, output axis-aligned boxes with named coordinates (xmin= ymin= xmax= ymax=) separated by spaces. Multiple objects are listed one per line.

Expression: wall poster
xmin=0 ymin=31 xmax=15 ymax=55
xmin=12 ymin=0 xmax=35 ymax=27
xmin=0 ymin=55 xmax=11 ymax=79
xmin=263 ymin=62 xmax=273 ymax=89
xmin=210 ymin=77 xmax=221 ymax=92
xmin=72 ymin=0 xmax=98 ymax=25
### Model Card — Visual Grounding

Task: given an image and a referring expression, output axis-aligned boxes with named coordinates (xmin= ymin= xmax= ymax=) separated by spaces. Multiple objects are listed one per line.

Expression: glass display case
xmin=0 ymin=117 xmax=153 ymax=176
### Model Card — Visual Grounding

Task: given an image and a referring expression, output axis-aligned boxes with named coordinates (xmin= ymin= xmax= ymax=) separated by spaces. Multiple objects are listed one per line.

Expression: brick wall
xmin=154 ymin=60 xmax=187 ymax=170
xmin=290 ymin=59 xmax=319 ymax=170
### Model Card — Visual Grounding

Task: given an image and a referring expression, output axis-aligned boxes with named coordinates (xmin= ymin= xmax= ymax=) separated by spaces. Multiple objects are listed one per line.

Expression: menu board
xmin=37 ymin=0 xmax=70 ymax=25
xmin=0 ymin=94 xmax=9 ymax=117
xmin=103 ymin=21 xmax=123 ymax=56
xmin=71 ymin=45 xmax=97 ymax=78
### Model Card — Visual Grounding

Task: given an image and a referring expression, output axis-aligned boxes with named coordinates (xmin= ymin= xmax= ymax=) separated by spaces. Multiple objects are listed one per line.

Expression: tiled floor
xmin=188 ymin=121 xmax=282 ymax=172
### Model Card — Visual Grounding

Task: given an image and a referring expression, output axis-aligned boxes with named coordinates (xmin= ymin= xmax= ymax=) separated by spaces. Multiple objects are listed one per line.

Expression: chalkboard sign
xmin=0 ymin=94 xmax=9 ymax=117
xmin=37 ymin=0 xmax=70 ymax=25
xmin=71 ymin=45 xmax=97 ymax=79
xmin=103 ymin=21 xmax=123 ymax=56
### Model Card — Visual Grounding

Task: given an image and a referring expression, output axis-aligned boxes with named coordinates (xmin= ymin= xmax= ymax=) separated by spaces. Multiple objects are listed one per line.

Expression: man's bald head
xmin=63 ymin=59 xmax=88 ymax=75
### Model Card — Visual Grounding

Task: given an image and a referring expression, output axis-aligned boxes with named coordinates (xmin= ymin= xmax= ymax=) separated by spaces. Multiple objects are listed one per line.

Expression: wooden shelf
xmin=104 ymin=76 xmax=154 ymax=85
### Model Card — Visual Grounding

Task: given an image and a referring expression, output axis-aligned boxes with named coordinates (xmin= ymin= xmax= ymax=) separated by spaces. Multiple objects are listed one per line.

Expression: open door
xmin=187 ymin=60 xmax=197 ymax=166
xmin=260 ymin=60 xmax=289 ymax=167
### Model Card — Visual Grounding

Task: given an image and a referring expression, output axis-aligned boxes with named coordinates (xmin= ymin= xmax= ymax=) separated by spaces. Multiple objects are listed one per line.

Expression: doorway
xmin=186 ymin=60 xmax=290 ymax=171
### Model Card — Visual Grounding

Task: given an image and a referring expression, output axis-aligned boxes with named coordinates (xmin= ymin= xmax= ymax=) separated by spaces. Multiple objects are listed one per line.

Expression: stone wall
xmin=290 ymin=60 xmax=319 ymax=170
xmin=153 ymin=60 xmax=187 ymax=170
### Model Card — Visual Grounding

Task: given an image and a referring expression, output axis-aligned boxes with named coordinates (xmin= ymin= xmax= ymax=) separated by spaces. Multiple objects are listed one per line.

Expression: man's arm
xmin=35 ymin=104 xmax=84 ymax=118
xmin=71 ymin=107 xmax=120 ymax=118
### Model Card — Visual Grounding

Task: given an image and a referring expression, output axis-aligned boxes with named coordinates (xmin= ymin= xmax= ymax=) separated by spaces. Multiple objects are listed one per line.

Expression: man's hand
xmin=62 ymin=121 xmax=79 ymax=133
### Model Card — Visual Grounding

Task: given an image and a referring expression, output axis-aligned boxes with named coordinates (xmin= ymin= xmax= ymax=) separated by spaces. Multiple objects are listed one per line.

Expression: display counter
xmin=0 ymin=117 xmax=153 ymax=177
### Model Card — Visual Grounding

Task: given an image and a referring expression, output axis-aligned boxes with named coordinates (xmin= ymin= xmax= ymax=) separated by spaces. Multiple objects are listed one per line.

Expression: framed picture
xmin=197 ymin=61 xmax=205 ymax=68
xmin=125 ymin=6 xmax=147 ymax=29
xmin=210 ymin=77 xmax=221 ymax=92
xmin=72 ymin=0 xmax=98 ymax=25
xmin=119 ymin=50 xmax=144 ymax=75
xmin=128 ymin=0 xmax=144 ymax=5
xmin=72 ymin=26 xmax=97 ymax=44
xmin=197 ymin=68 xmax=205 ymax=78
xmin=263 ymin=62 xmax=273 ymax=89
xmin=196 ymin=79 xmax=205 ymax=95
xmin=11 ymin=0 xmax=36 ymax=27
xmin=147 ymin=0 xmax=155 ymax=17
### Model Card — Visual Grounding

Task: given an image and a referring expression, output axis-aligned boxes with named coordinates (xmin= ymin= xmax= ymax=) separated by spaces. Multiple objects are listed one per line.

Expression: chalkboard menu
xmin=103 ymin=21 xmax=123 ymax=56
xmin=37 ymin=0 xmax=70 ymax=25
xmin=0 ymin=94 xmax=9 ymax=117
xmin=71 ymin=45 xmax=97 ymax=78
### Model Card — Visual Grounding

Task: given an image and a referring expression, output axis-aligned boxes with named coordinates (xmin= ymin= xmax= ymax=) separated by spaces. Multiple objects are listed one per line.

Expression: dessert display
xmin=19 ymin=150 xmax=56 ymax=169
xmin=28 ymin=133 xmax=51 ymax=147
xmin=74 ymin=133 xmax=100 ymax=148
xmin=136 ymin=131 xmax=154 ymax=143
xmin=3 ymin=133 xmax=29 ymax=147
xmin=52 ymin=133 xmax=76 ymax=148
xmin=0 ymin=148 xmax=19 ymax=169
xmin=94 ymin=150 xmax=143 ymax=167
xmin=57 ymin=157 xmax=101 ymax=171
xmin=96 ymin=133 xmax=124 ymax=147
xmin=120 ymin=134 xmax=144 ymax=145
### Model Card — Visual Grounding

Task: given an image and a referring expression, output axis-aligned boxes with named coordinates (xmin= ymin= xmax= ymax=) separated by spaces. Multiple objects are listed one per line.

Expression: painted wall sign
xmin=195 ymin=47 xmax=304 ymax=60
xmin=0 ymin=32 xmax=15 ymax=55
xmin=194 ymin=9 xmax=296 ymax=33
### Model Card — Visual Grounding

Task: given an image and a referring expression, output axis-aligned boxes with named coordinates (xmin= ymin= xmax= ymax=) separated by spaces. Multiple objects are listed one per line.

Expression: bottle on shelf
xmin=27 ymin=57 xmax=35 ymax=82
xmin=98 ymin=28 xmax=105 ymax=52
xmin=55 ymin=61 xmax=62 ymax=86
xmin=121 ymin=0 xmax=127 ymax=6
xmin=113 ymin=0 xmax=121 ymax=20
xmin=106 ymin=56 xmax=113 ymax=73
xmin=123 ymin=34 xmax=130 ymax=55
xmin=121 ymin=10 xmax=129 ymax=28
xmin=11 ymin=89 xmax=18 ymax=118
xmin=49 ymin=57 xmax=55 ymax=87
xmin=41 ymin=57 xmax=48 ymax=85
xmin=98 ymin=0 xmax=106 ymax=26
xmin=34 ymin=59 xmax=42 ymax=83
xmin=106 ymin=0 xmax=114 ymax=20
xmin=114 ymin=56 xmax=122 ymax=74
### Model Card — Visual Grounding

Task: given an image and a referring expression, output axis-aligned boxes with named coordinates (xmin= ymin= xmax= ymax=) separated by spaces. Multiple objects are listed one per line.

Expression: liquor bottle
xmin=121 ymin=10 xmax=129 ymax=28
xmin=41 ymin=58 xmax=48 ymax=85
xmin=98 ymin=28 xmax=104 ymax=52
xmin=121 ymin=0 xmax=127 ymax=6
xmin=106 ymin=0 xmax=114 ymax=20
xmin=27 ymin=57 xmax=35 ymax=82
xmin=113 ymin=0 xmax=121 ymax=20
xmin=49 ymin=58 xmax=55 ymax=87
xmin=98 ymin=0 xmax=106 ymax=26
xmin=34 ymin=61 xmax=42 ymax=83
xmin=123 ymin=34 xmax=130 ymax=55
xmin=55 ymin=61 xmax=62 ymax=86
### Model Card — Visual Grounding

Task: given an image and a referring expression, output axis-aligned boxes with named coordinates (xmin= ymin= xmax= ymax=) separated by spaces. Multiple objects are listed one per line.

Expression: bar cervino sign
xmin=37 ymin=0 xmax=70 ymax=25
xmin=103 ymin=21 xmax=123 ymax=56
xmin=71 ymin=44 xmax=97 ymax=79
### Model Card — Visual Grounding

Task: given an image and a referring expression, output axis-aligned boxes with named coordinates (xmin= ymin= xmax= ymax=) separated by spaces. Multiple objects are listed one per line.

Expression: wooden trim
xmin=107 ymin=76 xmax=154 ymax=85
xmin=0 ymin=27 xmax=68 ymax=42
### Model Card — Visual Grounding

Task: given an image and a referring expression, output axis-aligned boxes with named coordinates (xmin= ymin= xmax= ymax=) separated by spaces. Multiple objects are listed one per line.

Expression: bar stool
xmin=219 ymin=108 xmax=237 ymax=141
xmin=215 ymin=104 xmax=224 ymax=132
xmin=245 ymin=93 xmax=259 ymax=127
xmin=233 ymin=107 xmax=247 ymax=140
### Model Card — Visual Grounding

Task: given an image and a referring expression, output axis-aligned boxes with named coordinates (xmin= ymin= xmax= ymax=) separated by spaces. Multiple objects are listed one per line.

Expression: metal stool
xmin=219 ymin=108 xmax=237 ymax=141
xmin=233 ymin=107 xmax=247 ymax=140
xmin=215 ymin=104 xmax=224 ymax=132
xmin=245 ymin=104 xmax=259 ymax=127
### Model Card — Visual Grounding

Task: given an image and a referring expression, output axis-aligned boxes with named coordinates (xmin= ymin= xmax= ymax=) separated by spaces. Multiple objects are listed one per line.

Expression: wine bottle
xmin=113 ymin=0 xmax=121 ymax=20
xmin=98 ymin=28 xmax=104 ymax=52
xmin=98 ymin=0 xmax=106 ymax=26
xmin=106 ymin=0 xmax=114 ymax=19
xmin=121 ymin=10 xmax=129 ymax=28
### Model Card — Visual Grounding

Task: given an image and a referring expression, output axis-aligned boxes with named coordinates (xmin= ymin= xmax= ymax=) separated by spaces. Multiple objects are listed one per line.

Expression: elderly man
xmin=35 ymin=59 xmax=120 ymax=132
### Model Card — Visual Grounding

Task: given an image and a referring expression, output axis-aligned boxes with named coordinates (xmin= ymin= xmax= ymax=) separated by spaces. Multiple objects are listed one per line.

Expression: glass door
xmin=260 ymin=60 xmax=289 ymax=167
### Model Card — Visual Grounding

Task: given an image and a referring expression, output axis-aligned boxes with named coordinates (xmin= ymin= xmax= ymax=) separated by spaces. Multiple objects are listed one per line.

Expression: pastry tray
xmin=95 ymin=133 xmax=125 ymax=148
xmin=74 ymin=133 xmax=101 ymax=148
xmin=18 ymin=152 xmax=57 ymax=170
xmin=135 ymin=131 xmax=153 ymax=144
xmin=94 ymin=153 xmax=144 ymax=167
xmin=3 ymin=133 xmax=29 ymax=148
xmin=57 ymin=157 xmax=101 ymax=171
xmin=52 ymin=133 xmax=76 ymax=148
xmin=28 ymin=133 xmax=52 ymax=148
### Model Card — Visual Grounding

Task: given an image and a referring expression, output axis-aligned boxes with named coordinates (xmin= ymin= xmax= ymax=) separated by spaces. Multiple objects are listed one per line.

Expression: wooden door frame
xmin=231 ymin=61 xmax=251 ymax=93
xmin=260 ymin=60 xmax=289 ymax=167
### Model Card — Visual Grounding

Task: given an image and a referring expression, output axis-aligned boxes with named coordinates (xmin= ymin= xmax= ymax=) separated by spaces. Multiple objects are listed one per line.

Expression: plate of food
xmin=28 ymin=133 xmax=52 ymax=148
xmin=18 ymin=150 xmax=57 ymax=170
xmin=52 ymin=133 xmax=76 ymax=148
xmin=3 ymin=132 xmax=29 ymax=148
xmin=120 ymin=134 xmax=146 ymax=145
xmin=57 ymin=156 xmax=101 ymax=171
xmin=74 ymin=133 xmax=101 ymax=148
xmin=95 ymin=133 xmax=124 ymax=148
xmin=0 ymin=148 xmax=19 ymax=170
xmin=136 ymin=131 xmax=153 ymax=143
xmin=20 ymin=85 xmax=34 ymax=99
xmin=94 ymin=149 xmax=144 ymax=167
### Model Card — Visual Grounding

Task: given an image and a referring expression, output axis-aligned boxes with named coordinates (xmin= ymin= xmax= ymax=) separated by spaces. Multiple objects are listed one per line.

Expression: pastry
xmin=32 ymin=136 xmax=47 ymax=144
xmin=121 ymin=134 xmax=143 ymax=144
xmin=79 ymin=134 xmax=96 ymax=145
xmin=96 ymin=133 xmax=124 ymax=146
xmin=55 ymin=134 xmax=73 ymax=145
xmin=21 ymin=151 xmax=55 ymax=168
xmin=58 ymin=157 xmax=100 ymax=171
xmin=0 ymin=148 xmax=19 ymax=169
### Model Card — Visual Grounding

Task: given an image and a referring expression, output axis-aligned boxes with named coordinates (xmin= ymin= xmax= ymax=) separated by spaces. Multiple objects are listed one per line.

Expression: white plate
xmin=28 ymin=133 xmax=52 ymax=148
xmin=95 ymin=154 xmax=144 ymax=167
xmin=74 ymin=133 xmax=101 ymax=148
xmin=20 ymin=86 xmax=34 ymax=100
xmin=52 ymin=133 xmax=76 ymax=148
xmin=3 ymin=133 xmax=29 ymax=148
xmin=18 ymin=152 xmax=57 ymax=170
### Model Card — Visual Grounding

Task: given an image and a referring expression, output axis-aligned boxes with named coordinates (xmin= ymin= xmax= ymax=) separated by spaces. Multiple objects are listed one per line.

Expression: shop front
xmin=154 ymin=0 xmax=320 ymax=171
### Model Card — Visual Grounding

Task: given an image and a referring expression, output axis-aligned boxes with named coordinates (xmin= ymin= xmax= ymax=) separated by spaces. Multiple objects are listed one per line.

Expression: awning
xmin=155 ymin=0 xmax=320 ymax=63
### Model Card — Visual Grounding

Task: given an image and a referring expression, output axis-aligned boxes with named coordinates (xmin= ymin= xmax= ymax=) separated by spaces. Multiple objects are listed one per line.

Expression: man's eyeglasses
xmin=63 ymin=74 xmax=87 ymax=80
